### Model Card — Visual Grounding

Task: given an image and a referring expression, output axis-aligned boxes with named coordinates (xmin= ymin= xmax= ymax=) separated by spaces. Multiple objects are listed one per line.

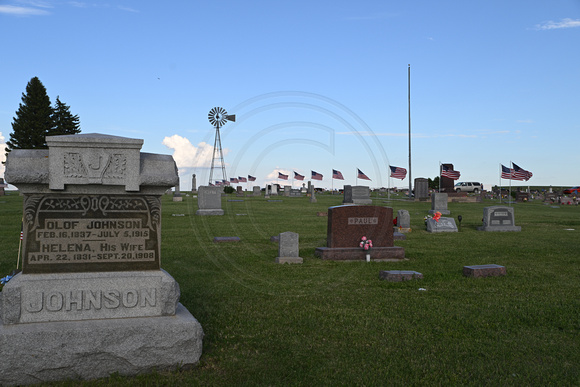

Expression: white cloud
xmin=535 ymin=18 xmax=580 ymax=30
xmin=0 ymin=5 xmax=50 ymax=15
xmin=162 ymin=134 xmax=228 ymax=169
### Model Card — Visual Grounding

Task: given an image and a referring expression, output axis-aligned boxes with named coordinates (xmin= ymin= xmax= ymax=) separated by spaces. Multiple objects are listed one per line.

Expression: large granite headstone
xmin=315 ymin=205 xmax=405 ymax=261
xmin=196 ymin=186 xmax=224 ymax=215
xmin=1 ymin=133 xmax=203 ymax=385
xmin=343 ymin=185 xmax=372 ymax=205
xmin=283 ymin=185 xmax=291 ymax=197
xmin=478 ymin=206 xmax=521 ymax=232
xmin=429 ymin=192 xmax=450 ymax=215
xmin=426 ymin=217 xmax=458 ymax=232
xmin=173 ymin=176 xmax=182 ymax=201
xmin=191 ymin=173 xmax=197 ymax=193
xmin=253 ymin=186 xmax=261 ymax=196
xmin=414 ymin=178 xmax=429 ymax=200
xmin=440 ymin=163 xmax=455 ymax=193
xmin=275 ymin=232 xmax=303 ymax=264
xmin=396 ymin=209 xmax=411 ymax=232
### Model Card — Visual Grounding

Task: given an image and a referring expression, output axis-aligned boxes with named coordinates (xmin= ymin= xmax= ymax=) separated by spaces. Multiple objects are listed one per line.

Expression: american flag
xmin=230 ymin=177 xmax=239 ymax=184
xmin=238 ymin=176 xmax=247 ymax=183
xmin=441 ymin=165 xmax=460 ymax=180
xmin=332 ymin=169 xmax=344 ymax=180
xmin=512 ymin=163 xmax=533 ymax=181
xmin=501 ymin=164 xmax=513 ymax=179
xmin=278 ymin=172 xmax=289 ymax=180
xmin=294 ymin=171 xmax=305 ymax=181
xmin=389 ymin=165 xmax=407 ymax=180
xmin=357 ymin=168 xmax=371 ymax=181
xmin=20 ymin=224 xmax=23 ymax=241
xmin=214 ymin=181 xmax=222 ymax=186
xmin=222 ymin=179 xmax=230 ymax=186
xmin=311 ymin=171 xmax=323 ymax=180
xmin=248 ymin=175 xmax=256 ymax=182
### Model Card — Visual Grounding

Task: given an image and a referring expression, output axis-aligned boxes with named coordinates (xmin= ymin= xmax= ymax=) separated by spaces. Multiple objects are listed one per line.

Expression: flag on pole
xmin=357 ymin=168 xmax=371 ymax=181
xmin=278 ymin=172 xmax=289 ymax=180
xmin=389 ymin=165 xmax=407 ymax=180
xmin=230 ymin=177 xmax=239 ymax=184
xmin=332 ymin=169 xmax=344 ymax=180
xmin=311 ymin=171 xmax=323 ymax=180
xmin=441 ymin=165 xmax=460 ymax=180
xmin=222 ymin=179 xmax=230 ymax=186
xmin=512 ymin=163 xmax=533 ymax=181
xmin=501 ymin=164 xmax=512 ymax=179
xmin=294 ymin=171 xmax=305 ymax=181
xmin=238 ymin=176 xmax=247 ymax=183
xmin=214 ymin=181 xmax=222 ymax=186
xmin=248 ymin=175 xmax=256 ymax=182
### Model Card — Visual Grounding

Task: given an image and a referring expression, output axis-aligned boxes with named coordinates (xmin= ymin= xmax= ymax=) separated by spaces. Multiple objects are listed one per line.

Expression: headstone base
xmin=463 ymin=264 xmax=506 ymax=278
xmin=172 ymin=196 xmax=183 ymax=202
xmin=343 ymin=199 xmax=372 ymax=205
xmin=0 ymin=304 xmax=203 ymax=386
xmin=379 ymin=270 xmax=423 ymax=282
xmin=275 ymin=257 xmax=303 ymax=264
xmin=477 ymin=225 xmax=521 ymax=232
xmin=196 ymin=209 xmax=224 ymax=216
xmin=393 ymin=232 xmax=406 ymax=240
xmin=396 ymin=227 xmax=412 ymax=233
xmin=314 ymin=247 xmax=405 ymax=261
xmin=426 ymin=218 xmax=458 ymax=232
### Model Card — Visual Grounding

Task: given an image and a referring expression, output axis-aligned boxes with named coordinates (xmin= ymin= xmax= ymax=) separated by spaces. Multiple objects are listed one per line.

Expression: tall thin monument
xmin=207 ymin=107 xmax=235 ymax=185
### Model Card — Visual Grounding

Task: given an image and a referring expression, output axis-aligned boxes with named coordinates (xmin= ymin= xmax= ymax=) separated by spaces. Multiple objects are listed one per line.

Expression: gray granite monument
xmin=275 ymin=231 xmax=303 ymax=264
xmin=196 ymin=186 xmax=224 ymax=215
xmin=1 ymin=133 xmax=203 ymax=385
xmin=396 ymin=209 xmax=411 ymax=232
xmin=429 ymin=192 xmax=450 ymax=215
xmin=414 ymin=178 xmax=429 ymax=200
xmin=343 ymin=185 xmax=372 ymax=205
xmin=253 ymin=186 xmax=261 ymax=196
xmin=478 ymin=206 xmax=521 ymax=232
xmin=191 ymin=173 xmax=197 ymax=193
xmin=426 ymin=217 xmax=458 ymax=233
xmin=173 ymin=176 xmax=183 ymax=201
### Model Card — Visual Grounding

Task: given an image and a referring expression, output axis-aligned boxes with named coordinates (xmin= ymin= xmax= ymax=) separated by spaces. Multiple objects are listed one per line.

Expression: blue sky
xmin=1 ymin=0 xmax=579 ymax=190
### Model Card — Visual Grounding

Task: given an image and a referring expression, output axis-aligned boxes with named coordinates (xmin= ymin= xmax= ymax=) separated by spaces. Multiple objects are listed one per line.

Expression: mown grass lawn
xmin=1 ymin=191 xmax=578 ymax=386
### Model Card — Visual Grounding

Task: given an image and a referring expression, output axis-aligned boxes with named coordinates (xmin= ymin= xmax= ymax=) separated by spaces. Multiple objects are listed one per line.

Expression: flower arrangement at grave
xmin=359 ymin=236 xmax=373 ymax=250
xmin=433 ymin=211 xmax=442 ymax=222
xmin=360 ymin=236 xmax=373 ymax=262
xmin=0 ymin=272 xmax=15 ymax=291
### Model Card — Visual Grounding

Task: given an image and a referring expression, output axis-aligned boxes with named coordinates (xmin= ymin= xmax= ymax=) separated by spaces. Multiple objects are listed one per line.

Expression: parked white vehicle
xmin=454 ymin=181 xmax=483 ymax=193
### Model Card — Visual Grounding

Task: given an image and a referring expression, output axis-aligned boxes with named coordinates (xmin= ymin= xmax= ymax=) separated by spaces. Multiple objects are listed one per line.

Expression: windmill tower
xmin=207 ymin=107 xmax=235 ymax=185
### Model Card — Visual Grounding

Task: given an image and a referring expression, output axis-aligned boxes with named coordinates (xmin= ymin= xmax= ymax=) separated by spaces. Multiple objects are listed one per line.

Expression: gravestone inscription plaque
xmin=478 ymin=206 xmax=521 ymax=232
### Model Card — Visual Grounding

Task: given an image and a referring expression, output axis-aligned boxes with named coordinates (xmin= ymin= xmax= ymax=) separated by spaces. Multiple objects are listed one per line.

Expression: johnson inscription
xmin=23 ymin=194 xmax=161 ymax=273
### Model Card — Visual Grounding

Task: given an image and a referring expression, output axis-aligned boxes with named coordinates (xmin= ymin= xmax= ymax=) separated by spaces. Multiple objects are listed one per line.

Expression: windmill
xmin=207 ymin=107 xmax=235 ymax=185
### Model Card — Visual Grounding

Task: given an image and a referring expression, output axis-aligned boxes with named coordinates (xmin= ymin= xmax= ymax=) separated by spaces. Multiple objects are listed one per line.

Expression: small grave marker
xmin=275 ymin=231 xmax=303 ymax=264
xmin=463 ymin=264 xmax=506 ymax=278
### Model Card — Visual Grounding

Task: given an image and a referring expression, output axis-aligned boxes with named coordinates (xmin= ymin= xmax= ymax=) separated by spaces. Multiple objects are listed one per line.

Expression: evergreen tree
xmin=51 ymin=96 xmax=81 ymax=136
xmin=5 ymin=77 xmax=54 ymax=154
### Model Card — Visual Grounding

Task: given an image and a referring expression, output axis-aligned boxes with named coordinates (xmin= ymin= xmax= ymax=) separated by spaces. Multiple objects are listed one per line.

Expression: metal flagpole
xmin=355 ymin=168 xmax=358 ymax=186
xmin=16 ymin=219 xmax=23 ymax=270
xmin=509 ymin=161 xmax=513 ymax=206
xmin=439 ymin=161 xmax=442 ymax=193
xmin=331 ymin=169 xmax=334 ymax=195
xmin=408 ymin=64 xmax=412 ymax=200
xmin=499 ymin=164 xmax=502 ymax=204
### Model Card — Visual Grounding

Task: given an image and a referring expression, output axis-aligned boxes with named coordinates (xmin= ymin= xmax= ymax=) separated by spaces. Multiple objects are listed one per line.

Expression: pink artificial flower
xmin=361 ymin=236 xmax=367 ymax=241
xmin=364 ymin=244 xmax=369 ymax=250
